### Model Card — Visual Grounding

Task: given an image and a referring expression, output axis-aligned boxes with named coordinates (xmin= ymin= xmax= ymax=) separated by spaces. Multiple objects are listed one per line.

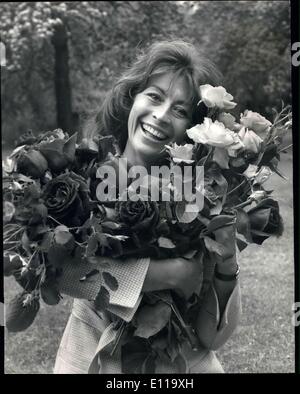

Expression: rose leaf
xmin=102 ymin=271 xmax=119 ymax=291
xmin=236 ymin=235 xmax=249 ymax=252
xmin=38 ymin=231 xmax=54 ymax=252
xmin=101 ymin=221 xmax=122 ymax=231
xmin=47 ymin=244 xmax=70 ymax=267
xmin=86 ymin=234 xmax=99 ymax=257
xmin=207 ymin=215 xmax=236 ymax=233
xmin=63 ymin=133 xmax=77 ymax=162
xmin=94 ymin=285 xmax=110 ymax=311
xmin=54 ymin=229 xmax=74 ymax=248
xmin=134 ymin=301 xmax=171 ymax=339
xmin=158 ymin=237 xmax=176 ymax=249
xmin=121 ymin=337 xmax=150 ymax=374
xmin=141 ymin=355 xmax=156 ymax=374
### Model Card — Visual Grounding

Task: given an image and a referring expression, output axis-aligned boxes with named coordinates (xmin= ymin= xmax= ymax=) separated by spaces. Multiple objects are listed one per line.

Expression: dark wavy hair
xmin=83 ymin=40 xmax=221 ymax=151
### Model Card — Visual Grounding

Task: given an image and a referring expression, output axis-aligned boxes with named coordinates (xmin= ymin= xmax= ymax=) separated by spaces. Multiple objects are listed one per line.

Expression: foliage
xmin=1 ymin=1 xmax=291 ymax=146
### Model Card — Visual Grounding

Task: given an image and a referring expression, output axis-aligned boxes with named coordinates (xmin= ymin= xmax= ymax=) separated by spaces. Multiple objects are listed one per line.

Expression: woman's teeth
xmin=142 ymin=124 xmax=167 ymax=141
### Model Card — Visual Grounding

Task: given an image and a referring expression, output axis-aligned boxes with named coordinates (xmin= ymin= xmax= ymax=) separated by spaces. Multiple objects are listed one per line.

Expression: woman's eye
xmin=174 ymin=107 xmax=188 ymax=118
xmin=147 ymin=93 xmax=161 ymax=102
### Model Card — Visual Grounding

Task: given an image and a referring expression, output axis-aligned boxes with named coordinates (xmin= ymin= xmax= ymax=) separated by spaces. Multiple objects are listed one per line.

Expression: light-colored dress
xmin=54 ymin=256 xmax=241 ymax=374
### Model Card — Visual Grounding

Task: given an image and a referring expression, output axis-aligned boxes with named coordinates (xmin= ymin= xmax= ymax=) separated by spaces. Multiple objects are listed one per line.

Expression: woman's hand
xmin=142 ymin=255 xmax=202 ymax=300
xmin=213 ymin=218 xmax=238 ymax=275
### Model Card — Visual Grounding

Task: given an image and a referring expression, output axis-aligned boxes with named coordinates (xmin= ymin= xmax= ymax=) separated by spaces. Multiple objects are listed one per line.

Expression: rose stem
xmin=48 ymin=216 xmax=80 ymax=230
xmin=48 ymin=216 xmax=63 ymax=226
xmin=227 ymin=179 xmax=246 ymax=197
xmin=233 ymin=199 xmax=253 ymax=209
xmin=4 ymin=226 xmax=24 ymax=242
xmin=278 ymin=143 xmax=293 ymax=153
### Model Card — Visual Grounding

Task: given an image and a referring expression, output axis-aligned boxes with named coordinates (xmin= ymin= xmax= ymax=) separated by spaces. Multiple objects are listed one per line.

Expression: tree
xmin=1 ymin=1 xmax=188 ymax=146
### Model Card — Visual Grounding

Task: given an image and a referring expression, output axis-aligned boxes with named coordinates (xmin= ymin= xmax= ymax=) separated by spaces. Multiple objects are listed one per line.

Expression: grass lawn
xmin=4 ymin=153 xmax=295 ymax=374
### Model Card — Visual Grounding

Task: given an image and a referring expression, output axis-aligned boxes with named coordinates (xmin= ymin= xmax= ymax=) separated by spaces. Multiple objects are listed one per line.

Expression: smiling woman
xmin=84 ymin=41 xmax=220 ymax=153
xmin=124 ymin=73 xmax=193 ymax=167
xmin=53 ymin=40 xmax=242 ymax=374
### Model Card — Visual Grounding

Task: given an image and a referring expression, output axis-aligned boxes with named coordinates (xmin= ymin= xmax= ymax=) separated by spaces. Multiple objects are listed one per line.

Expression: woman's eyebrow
xmin=148 ymin=84 xmax=189 ymax=105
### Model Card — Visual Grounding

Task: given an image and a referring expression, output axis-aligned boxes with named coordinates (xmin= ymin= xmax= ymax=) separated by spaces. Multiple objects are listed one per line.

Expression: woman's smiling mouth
xmin=141 ymin=123 xmax=169 ymax=142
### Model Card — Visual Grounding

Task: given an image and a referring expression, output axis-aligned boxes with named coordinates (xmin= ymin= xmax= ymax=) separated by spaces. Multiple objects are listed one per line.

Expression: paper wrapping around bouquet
xmin=57 ymin=255 xmax=150 ymax=322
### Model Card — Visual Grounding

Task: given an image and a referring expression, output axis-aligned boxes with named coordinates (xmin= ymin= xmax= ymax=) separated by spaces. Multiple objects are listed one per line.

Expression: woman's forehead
xmin=146 ymin=72 xmax=195 ymax=103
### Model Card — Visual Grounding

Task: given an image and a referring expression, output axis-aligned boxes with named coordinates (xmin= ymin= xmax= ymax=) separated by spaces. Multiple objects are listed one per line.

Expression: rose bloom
xmin=238 ymin=127 xmax=263 ymax=154
xmin=117 ymin=198 xmax=159 ymax=233
xmin=247 ymin=198 xmax=283 ymax=244
xmin=165 ymin=143 xmax=194 ymax=164
xmin=217 ymin=112 xmax=236 ymax=130
xmin=187 ymin=118 xmax=243 ymax=151
xmin=42 ymin=172 xmax=90 ymax=227
xmin=253 ymin=166 xmax=273 ymax=185
xmin=243 ymin=164 xmax=259 ymax=179
xmin=240 ymin=110 xmax=272 ymax=136
xmin=249 ymin=190 xmax=268 ymax=202
xmin=199 ymin=84 xmax=237 ymax=110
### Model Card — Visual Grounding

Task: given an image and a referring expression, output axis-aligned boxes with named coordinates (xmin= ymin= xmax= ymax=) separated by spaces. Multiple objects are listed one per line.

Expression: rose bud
xmin=247 ymin=198 xmax=284 ymax=244
xmin=38 ymin=139 xmax=69 ymax=172
xmin=17 ymin=149 xmax=48 ymax=178
xmin=38 ymin=133 xmax=77 ymax=172
xmin=41 ymin=280 xmax=62 ymax=305
xmin=6 ymin=291 xmax=40 ymax=332
xmin=240 ymin=110 xmax=272 ymax=137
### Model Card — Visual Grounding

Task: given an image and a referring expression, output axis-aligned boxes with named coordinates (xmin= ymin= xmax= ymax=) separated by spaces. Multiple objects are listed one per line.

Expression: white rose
xmin=253 ymin=166 xmax=273 ymax=185
xmin=199 ymin=84 xmax=237 ymax=110
xmin=217 ymin=112 xmax=236 ymax=130
xmin=165 ymin=143 xmax=194 ymax=164
xmin=187 ymin=117 xmax=242 ymax=148
xmin=238 ymin=127 xmax=263 ymax=154
xmin=249 ymin=190 xmax=268 ymax=202
xmin=243 ymin=164 xmax=259 ymax=179
xmin=240 ymin=110 xmax=272 ymax=136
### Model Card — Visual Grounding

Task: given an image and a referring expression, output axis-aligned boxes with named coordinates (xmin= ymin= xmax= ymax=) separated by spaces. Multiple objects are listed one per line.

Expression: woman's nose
xmin=152 ymin=103 xmax=171 ymax=123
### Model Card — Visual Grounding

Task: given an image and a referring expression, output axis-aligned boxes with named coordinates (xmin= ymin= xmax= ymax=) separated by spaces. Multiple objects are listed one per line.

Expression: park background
xmin=2 ymin=1 xmax=294 ymax=373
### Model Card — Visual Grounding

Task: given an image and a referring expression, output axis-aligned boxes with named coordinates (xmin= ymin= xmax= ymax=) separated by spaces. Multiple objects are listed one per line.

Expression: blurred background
xmin=2 ymin=1 xmax=294 ymax=373
xmin=1 ymin=1 xmax=291 ymax=148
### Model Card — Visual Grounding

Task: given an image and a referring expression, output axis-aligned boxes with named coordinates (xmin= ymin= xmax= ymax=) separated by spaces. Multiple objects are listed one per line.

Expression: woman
xmin=54 ymin=40 xmax=241 ymax=374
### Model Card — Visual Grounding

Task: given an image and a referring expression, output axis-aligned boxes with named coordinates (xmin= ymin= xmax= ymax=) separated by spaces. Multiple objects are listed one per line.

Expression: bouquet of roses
xmin=3 ymin=84 xmax=291 ymax=372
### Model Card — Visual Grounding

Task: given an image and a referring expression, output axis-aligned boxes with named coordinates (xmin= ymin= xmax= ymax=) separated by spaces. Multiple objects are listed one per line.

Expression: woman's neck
xmin=122 ymin=144 xmax=152 ymax=171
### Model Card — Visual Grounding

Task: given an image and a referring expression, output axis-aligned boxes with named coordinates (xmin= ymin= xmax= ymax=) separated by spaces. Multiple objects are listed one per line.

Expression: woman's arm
xmin=194 ymin=224 xmax=241 ymax=350
xmin=142 ymin=256 xmax=202 ymax=299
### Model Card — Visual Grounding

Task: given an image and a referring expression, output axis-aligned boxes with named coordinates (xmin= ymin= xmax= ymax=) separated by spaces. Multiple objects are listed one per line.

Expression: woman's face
xmin=125 ymin=72 xmax=193 ymax=165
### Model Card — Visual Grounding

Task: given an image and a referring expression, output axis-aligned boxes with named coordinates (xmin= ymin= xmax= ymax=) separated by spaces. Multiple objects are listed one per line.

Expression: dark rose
xmin=17 ymin=149 xmax=48 ymax=178
xmin=247 ymin=198 xmax=284 ymax=244
xmin=42 ymin=172 xmax=90 ymax=227
xmin=38 ymin=133 xmax=77 ymax=173
xmin=117 ymin=198 xmax=159 ymax=233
